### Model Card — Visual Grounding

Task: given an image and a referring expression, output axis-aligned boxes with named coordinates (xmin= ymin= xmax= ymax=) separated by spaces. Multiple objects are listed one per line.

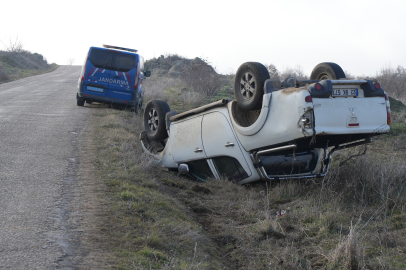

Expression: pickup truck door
xmin=202 ymin=112 xmax=251 ymax=177
xmin=170 ymin=115 xmax=206 ymax=162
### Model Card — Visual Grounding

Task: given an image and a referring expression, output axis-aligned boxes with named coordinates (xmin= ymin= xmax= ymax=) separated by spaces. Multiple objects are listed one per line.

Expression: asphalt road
xmin=0 ymin=66 xmax=90 ymax=269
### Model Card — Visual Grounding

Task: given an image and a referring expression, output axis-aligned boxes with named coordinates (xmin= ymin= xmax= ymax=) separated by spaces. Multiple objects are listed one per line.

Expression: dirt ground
xmin=76 ymin=117 xmax=115 ymax=269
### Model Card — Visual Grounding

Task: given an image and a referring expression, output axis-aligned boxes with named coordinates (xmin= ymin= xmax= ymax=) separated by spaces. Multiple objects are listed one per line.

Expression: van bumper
xmin=77 ymin=92 xmax=138 ymax=106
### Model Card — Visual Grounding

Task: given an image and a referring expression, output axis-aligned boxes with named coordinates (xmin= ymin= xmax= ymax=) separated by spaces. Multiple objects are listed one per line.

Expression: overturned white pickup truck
xmin=140 ymin=62 xmax=391 ymax=184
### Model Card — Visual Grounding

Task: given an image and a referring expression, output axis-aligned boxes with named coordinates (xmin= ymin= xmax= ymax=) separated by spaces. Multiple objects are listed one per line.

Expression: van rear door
xmin=106 ymin=51 xmax=138 ymax=102
xmin=82 ymin=47 xmax=111 ymax=97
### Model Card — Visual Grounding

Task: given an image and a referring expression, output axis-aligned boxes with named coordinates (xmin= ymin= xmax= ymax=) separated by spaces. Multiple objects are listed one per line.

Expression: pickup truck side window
xmin=187 ymin=160 xmax=214 ymax=181
xmin=212 ymin=156 xmax=248 ymax=181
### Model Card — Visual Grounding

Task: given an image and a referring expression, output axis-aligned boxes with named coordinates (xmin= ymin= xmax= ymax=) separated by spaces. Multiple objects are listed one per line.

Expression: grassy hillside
xmin=86 ymin=61 xmax=406 ymax=269
xmin=0 ymin=50 xmax=57 ymax=83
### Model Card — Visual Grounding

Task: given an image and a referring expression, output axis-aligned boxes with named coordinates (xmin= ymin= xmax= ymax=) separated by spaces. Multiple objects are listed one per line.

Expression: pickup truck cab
xmin=76 ymin=45 xmax=150 ymax=111
xmin=140 ymin=62 xmax=391 ymax=184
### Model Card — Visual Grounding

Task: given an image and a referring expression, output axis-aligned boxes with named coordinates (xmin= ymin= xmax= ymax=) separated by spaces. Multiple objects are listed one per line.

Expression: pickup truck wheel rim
xmin=240 ymin=72 xmax=256 ymax=100
xmin=148 ymin=108 xmax=158 ymax=132
xmin=318 ymin=74 xmax=330 ymax=80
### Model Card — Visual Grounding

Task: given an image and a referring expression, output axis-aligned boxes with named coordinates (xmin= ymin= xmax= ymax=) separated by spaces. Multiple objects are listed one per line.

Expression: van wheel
xmin=77 ymin=98 xmax=85 ymax=106
xmin=234 ymin=62 xmax=270 ymax=111
xmin=135 ymin=100 xmax=143 ymax=114
xmin=144 ymin=100 xmax=170 ymax=141
xmin=310 ymin=62 xmax=346 ymax=80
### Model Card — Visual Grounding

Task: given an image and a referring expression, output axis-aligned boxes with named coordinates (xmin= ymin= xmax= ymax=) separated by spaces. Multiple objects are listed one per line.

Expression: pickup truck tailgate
xmin=313 ymin=97 xmax=389 ymax=134
xmin=312 ymin=80 xmax=390 ymax=135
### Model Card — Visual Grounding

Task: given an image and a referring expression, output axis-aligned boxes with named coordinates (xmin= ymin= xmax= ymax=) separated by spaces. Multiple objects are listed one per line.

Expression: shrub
xmin=376 ymin=66 xmax=406 ymax=104
xmin=181 ymin=58 xmax=221 ymax=97
xmin=0 ymin=67 xmax=9 ymax=81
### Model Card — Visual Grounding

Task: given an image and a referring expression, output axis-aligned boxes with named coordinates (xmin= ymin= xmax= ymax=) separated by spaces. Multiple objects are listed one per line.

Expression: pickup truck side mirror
xmin=178 ymin=164 xmax=189 ymax=175
xmin=145 ymin=69 xmax=151 ymax=77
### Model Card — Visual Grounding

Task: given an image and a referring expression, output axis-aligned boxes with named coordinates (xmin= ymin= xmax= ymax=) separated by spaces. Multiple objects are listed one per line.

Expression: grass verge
xmin=88 ymin=98 xmax=406 ymax=269
xmin=0 ymin=50 xmax=58 ymax=84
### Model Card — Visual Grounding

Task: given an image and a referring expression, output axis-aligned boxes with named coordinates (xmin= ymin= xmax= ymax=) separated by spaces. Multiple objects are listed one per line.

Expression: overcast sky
xmin=1 ymin=0 xmax=405 ymax=77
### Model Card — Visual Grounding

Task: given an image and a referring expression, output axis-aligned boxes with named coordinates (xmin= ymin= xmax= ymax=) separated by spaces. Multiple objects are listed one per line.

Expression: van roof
xmin=102 ymin=44 xmax=138 ymax=53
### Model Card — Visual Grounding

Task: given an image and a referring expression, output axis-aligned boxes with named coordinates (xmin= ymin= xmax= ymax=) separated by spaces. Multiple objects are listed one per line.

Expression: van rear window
xmin=113 ymin=54 xmax=135 ymax=72
xmin=89 ymin=49 xmax=110 ymax=68
xmin=89 ymin=48 xmax=136 ymax=72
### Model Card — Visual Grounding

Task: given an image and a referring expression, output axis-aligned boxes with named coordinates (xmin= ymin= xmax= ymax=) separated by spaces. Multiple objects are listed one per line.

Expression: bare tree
xmin=267 ymin=64 xmax=279 ymax=79
xmin=67 ymin=58 xmax=75 ymax=65
xmin=0 ymin=36 xmax=25 ymax=53
xmin=279 ymin=64 xmax=308 ymax=80
xmin=344 ymin=70 xmax=356 ymax=80
xmin=376 ymin=65 xmax=406 ymax=103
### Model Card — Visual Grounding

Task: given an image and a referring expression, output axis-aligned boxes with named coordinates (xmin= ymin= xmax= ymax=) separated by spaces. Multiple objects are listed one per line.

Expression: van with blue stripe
xmin=76 ymin=45 xmax=150 ymax=112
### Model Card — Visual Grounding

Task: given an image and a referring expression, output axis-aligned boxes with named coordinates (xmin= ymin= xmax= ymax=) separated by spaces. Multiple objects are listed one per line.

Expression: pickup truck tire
xmin=144 ymin=100 xmax=170 ymax=141
xmin=234 ymin=62 xmax=270 ymax=111
xmin=310 ymin=62 xmax=346 ymax=80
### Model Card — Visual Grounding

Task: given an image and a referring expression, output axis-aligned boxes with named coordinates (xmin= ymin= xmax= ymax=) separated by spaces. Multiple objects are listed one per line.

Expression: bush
xmin=0 ymin=68 xmax=9 ymax=82
xmin=181 ymin=58 xmax=221 ymax=97
xmin=376 ymin=66 xmax=406 ymax=104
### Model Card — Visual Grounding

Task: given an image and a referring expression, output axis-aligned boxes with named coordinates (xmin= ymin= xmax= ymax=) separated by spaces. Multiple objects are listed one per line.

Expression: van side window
xmin=139 ymin=56 xmax=144 ymax=71
xmin=186 ymin=160 xmax=214 ymax=181
xmin=212 ymin=156 xmax=248 ymax=181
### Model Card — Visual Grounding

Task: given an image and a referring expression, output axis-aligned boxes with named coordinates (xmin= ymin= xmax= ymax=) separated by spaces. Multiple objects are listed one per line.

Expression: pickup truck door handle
xmin=225 ymin=142 xmax=234 ymax=147
xmin=113 ymin=76 xmax=120 ymax=79
xmin=194 ymin=148 xmax=203 ymax=153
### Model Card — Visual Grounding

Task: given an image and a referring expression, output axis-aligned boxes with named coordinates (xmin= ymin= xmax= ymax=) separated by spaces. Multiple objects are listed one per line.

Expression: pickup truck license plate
xmin=332 ymin=89 xmax=358 ymax=97
xmin=87 ymin=86 xmax=104 ymax=93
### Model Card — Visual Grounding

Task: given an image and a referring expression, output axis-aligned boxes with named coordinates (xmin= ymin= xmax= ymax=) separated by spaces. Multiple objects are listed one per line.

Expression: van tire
xmin=144 ymin=100 xmax=170 ymax=141
xmin=234 ymin=62 xmax=270 ymax=111
xmin=77 ymin=99 xmax=85 ymax=106
xmin=136 ymin=100 xmax=143 ymax=114
xmin=310 ymin=62 xmax=346 ymax=80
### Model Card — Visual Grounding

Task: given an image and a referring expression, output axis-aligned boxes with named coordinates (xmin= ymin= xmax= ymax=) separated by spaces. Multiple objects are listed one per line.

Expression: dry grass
xmin=87 ymin=76 xmax=406 ymax=269
xmin=0 ymin=50 xmax=57 ymax=83
xmin=143 ymin=76 xmax=207 ymax=113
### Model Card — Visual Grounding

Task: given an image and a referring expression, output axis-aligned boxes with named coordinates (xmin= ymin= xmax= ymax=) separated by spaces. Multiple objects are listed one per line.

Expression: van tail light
xmin=80 ymin=53 xmax=89 ymax=82
xmin=133 ymin=62 xmax=140 ymax=89
xmin=385 ymin=94 xmax=391 ymax=125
